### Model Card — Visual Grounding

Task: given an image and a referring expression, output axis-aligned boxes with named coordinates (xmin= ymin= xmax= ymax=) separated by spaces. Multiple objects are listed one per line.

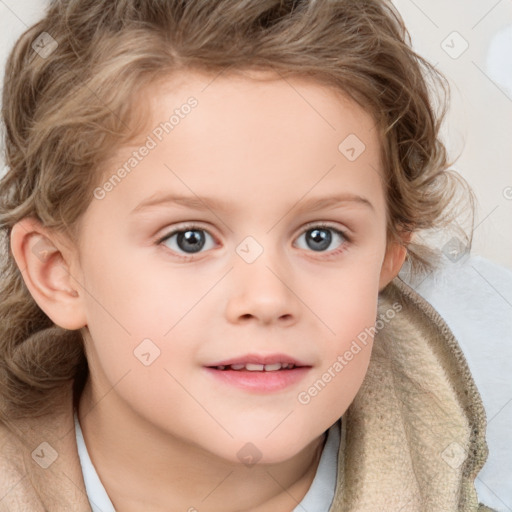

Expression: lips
xmin=204 ymin=353 xmax=312 ymax=392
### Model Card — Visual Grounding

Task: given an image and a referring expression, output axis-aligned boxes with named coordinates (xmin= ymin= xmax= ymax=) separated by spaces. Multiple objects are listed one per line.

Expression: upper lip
xmin=205 ymin=353 xmax=311 ymax=367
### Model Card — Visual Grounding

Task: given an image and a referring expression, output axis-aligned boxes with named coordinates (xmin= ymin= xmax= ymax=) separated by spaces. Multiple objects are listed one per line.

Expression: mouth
xmin=208 ymin=362 xmax=301 ymax=371
xmin=205 ymin=353 xmax=310 ymax=371
xmin=204 ymin=354 xmax=312 ymax=392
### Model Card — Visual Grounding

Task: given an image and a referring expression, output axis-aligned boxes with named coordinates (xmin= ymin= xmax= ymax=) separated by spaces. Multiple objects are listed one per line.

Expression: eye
xmin=294 ymin=224 xmax=348 ymax=254
xmin=158 ymin=225 xmax=216 ymax=256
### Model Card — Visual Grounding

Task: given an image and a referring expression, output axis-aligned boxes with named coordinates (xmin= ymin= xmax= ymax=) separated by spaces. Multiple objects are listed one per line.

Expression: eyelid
xmin=156 ymin=220 xmax=350 ymax=243
xmin=156 ymin=221 xmax=218 ymax=244
xmin=297 ymin=220 xmax=350 ymax=237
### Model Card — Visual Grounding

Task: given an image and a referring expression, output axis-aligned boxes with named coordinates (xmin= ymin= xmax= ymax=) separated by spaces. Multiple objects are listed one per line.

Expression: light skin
xmin=11 ymin=69 xmax=407 ymax=512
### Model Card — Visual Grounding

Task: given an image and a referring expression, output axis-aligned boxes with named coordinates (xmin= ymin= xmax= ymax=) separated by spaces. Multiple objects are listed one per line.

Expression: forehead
xmin=150 ymin=68 xmax=380 ymax=143
xmin=93 ymin=68 xmax=386 ymax=221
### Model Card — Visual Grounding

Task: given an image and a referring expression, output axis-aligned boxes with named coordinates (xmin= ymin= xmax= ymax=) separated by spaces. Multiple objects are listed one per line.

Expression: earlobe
xmin=10 ymin=217 xmax=87 ymax=330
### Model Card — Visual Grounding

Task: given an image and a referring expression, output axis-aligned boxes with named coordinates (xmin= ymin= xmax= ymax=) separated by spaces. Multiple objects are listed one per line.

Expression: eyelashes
xmin=157 ymin=222 xmax=351 ymax=261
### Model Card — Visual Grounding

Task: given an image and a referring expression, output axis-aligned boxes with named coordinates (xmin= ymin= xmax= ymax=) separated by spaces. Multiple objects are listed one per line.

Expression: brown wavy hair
xmin=0 ymin=0 xmax=473 ymax=419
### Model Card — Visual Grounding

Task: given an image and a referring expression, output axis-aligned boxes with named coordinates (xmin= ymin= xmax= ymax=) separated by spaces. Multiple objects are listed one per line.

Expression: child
xmin=0 ymin=0 xmax=496 ymax=510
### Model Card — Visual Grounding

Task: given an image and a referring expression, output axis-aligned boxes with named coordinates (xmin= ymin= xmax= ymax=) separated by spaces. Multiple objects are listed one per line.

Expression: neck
xmin=78 ymin=378 xmax=327 ymax=512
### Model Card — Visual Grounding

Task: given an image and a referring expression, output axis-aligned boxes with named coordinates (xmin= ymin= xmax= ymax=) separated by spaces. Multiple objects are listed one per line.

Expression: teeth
xmin=245 ymin=363 xmax=265 ymax=371
xmin=214 ymin=363 xmax=297 ymax=371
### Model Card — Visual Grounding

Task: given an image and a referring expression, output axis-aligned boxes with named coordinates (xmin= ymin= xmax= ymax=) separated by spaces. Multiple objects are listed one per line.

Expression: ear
xmin=10 ymin=217 xmax=87 ymax=330
xmin=378 ymin=234 xmax=410 ymax=291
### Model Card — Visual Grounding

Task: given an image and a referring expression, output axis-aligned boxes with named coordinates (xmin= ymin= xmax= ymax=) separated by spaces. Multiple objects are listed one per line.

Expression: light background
xmin=392 ymin=0 xmax=512 ymax=270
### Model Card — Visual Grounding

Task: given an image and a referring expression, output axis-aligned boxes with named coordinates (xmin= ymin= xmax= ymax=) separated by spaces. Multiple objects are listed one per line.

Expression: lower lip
xmin=203 ymin=367 xmax=311 ymax=392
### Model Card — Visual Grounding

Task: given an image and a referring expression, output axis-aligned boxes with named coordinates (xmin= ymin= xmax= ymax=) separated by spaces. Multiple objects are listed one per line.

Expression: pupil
xmin=177 ymin=230 xmax=205 ymax=253
xmin=307 ymin=228 xmax=331 ymax=251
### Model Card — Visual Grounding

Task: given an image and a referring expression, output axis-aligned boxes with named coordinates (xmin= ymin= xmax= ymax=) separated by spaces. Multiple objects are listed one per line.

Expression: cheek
xmin=307 ymin=250 xmax=382 ymax=337
xmin=78 ymin=244 xmax=160 ymax=380
xmin=294 ymin=313 xmax=376 ymax=430
xmin=296 ymin=255 xmax=383 ymax=421
xmin=78 ymin=252 xmax=201 ymax=435
xmin=78 ymin=242 xmax=213 ymax=387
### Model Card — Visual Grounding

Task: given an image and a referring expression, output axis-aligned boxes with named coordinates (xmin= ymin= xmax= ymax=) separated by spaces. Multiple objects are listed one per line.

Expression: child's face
xmin=70 ymin=69 xmax=400 ymax=463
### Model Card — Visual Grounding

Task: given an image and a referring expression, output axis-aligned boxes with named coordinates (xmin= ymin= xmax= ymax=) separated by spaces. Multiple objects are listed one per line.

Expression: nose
xmin=224 ymin=249 xmax=300 ymax=326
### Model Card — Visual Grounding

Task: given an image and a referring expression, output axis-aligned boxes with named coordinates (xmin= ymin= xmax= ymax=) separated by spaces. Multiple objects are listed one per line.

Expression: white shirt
xmin=74 ymin=413 xmax=341 ymax=512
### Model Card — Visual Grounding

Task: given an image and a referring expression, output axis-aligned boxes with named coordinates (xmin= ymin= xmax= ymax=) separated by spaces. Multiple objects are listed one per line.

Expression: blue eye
xmin=294 ymin=224 xmax=347 ymax=253
xmin=159 ymin=226 xmax=216 ymax=255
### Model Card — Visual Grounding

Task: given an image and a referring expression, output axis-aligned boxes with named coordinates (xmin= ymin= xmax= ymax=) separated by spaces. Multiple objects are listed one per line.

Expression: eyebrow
xmin=130 ymin=191 xmax=374 ymax=215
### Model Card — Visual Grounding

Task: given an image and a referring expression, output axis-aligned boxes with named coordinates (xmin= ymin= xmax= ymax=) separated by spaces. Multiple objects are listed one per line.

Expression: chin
xmin=212 ymin=433 xmax=314 ymax=467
